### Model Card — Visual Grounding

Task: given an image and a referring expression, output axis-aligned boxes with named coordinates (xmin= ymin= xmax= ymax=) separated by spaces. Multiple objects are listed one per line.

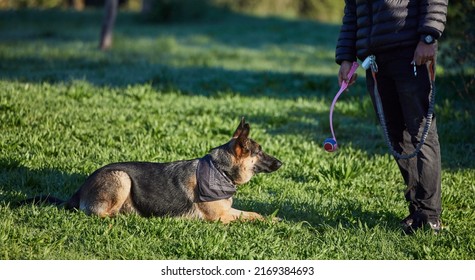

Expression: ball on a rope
xmin=323 ymin=138 xmax=338 ymax=152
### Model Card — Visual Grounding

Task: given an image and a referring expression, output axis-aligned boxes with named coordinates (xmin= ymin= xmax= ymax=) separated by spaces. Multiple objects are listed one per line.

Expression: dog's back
xmin=74 ymin=160 xmax=199 ymax=217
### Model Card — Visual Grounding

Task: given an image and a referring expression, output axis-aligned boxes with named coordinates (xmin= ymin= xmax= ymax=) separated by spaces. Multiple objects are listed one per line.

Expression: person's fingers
xmin=338 ymin=69 xmax=347 ymax=87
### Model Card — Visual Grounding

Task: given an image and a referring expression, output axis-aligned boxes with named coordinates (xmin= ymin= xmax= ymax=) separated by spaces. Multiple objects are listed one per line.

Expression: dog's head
xmin=210 ymin=118 xmax=282 ymax=185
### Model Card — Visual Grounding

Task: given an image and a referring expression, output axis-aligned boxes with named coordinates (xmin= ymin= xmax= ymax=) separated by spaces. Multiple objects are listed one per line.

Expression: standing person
xmin=335 ymin=0 xmax=448 ymax=234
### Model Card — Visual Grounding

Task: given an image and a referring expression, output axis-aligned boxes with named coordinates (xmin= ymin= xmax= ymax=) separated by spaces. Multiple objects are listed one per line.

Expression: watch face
xmin=424 ymin=35 xmax=434 ymax=44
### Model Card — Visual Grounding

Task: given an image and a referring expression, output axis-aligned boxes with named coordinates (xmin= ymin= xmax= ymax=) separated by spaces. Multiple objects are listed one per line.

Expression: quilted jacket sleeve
xmin=335 ymin=0 xmax=357 ymax=65
xmin=417 ymin=0 xmax=448 ymax=39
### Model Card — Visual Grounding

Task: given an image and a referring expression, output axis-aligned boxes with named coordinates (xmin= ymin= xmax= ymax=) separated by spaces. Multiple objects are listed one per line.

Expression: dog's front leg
xmin=196 ymin=199 xmax=264 ymax=224
xmin=227 ymin=208 xmax=264 ymax=223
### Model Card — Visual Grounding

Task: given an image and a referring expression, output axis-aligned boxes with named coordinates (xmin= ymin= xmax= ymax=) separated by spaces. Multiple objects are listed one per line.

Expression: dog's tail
xmin=18 ymin=190 xmax=80 ymax=210
xmin=17 ymin=195 xmax=66 ymax=206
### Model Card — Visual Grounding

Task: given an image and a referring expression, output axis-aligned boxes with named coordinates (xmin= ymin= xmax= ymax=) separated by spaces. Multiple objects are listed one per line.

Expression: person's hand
xmin=338 ymin=60 xmax=358 ymax=89
xmin=413 ymin=41 xmax=437 ymax=65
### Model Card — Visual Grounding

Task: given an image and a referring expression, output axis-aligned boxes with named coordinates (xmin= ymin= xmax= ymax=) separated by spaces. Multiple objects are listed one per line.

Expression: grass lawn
xmin=0 ymin=9 xmax=474 ymax=260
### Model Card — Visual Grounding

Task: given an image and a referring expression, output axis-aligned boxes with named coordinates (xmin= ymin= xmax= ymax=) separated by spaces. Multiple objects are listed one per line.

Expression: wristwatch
xmin=422 ymin=34 xmax=436 ymax=44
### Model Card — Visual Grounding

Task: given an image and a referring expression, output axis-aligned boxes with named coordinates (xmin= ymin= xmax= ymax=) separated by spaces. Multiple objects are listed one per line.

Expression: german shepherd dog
xmin=29 ymin=118 xmax=282 ymax=223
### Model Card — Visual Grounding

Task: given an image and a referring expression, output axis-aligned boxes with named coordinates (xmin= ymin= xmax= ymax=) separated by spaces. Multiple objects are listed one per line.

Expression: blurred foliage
xmin=216 ymin=0 xmax=344 ymax=22
xmin=298 ymin=0 xmax=345 ymax=22
xmin=142 ymin=0 xmax=225 ymax=23
xmin=0 ymin=0 xmax=65 ymax=8
xmin=0 ymin=0 xmax=131 ymax=9
xmin=438 ymin=0 xmax=475 ymax=98
xmin=142 ymin=0 xmax=344 ymax=22
xmin=0 ymin=0 xmax=345 ymax=23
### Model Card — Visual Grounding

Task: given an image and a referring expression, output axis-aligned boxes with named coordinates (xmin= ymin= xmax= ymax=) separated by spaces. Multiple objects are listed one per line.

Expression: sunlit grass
xmin=0 ymin=9 xmax=474 ymax=260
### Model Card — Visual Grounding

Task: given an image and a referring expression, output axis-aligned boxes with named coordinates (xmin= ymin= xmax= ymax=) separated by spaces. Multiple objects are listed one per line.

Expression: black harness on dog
xmin=196 ymin=154 xmax=236 ymax=202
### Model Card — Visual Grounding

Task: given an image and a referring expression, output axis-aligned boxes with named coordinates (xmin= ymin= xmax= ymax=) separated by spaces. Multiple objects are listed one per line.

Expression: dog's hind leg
xmin=79 ymin=170 xmax=132 ymax=217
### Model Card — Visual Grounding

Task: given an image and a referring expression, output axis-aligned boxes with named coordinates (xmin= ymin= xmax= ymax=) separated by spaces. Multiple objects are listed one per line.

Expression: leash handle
xmin=427 ymin=60 xmax=436 ymax=81
xmin=329 ymin=61 xmax=359 ymax=142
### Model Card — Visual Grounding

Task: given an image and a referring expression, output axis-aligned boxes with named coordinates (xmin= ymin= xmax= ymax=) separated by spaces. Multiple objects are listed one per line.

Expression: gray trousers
xmin=365 ymin=47 xmax=442 ymax=221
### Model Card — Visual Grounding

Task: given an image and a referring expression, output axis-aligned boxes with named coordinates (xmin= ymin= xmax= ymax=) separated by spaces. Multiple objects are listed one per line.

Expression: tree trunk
xmin=99 ymin=0 xmax=118 ymax=50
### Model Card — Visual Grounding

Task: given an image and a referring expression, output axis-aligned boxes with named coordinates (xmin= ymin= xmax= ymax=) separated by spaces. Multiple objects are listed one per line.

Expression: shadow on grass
xmin=0 ymin=159 xmax=85 ymax=205
xmin=0 ymin=56 xmax=342 ymax=99
xmin=234 ymin=197 xmax=402 ymax=232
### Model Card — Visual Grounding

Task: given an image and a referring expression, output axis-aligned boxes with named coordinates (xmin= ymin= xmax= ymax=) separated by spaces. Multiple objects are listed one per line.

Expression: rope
xmin=369 ymin=55 xmax=436 ymax=159
xmin=329 ymin=61 xmax=360 ymax=143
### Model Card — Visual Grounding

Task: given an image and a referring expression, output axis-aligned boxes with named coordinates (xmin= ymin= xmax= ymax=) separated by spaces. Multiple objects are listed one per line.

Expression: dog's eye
xmin=250 ymin=148 xmax=261 ymax=157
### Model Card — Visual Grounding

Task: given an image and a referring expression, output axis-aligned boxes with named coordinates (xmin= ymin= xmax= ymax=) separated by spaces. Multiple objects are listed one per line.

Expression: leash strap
xmin=329 ymin=62 xmax=359 ymax=142
xmin=370 ymin=57 xmax=436 ymax=159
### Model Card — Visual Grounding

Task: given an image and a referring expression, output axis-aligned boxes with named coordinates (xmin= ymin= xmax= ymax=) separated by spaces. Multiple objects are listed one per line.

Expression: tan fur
xmin=195 ymin=198 xmax=264 ymax=224
xmin=234 ymin=156 xmax=256 ymax=185
xmin=79 ymin=170 xmax=134 ymax=217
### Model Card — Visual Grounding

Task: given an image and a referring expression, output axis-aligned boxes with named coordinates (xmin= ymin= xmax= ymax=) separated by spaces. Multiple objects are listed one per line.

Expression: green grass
xmin=1 ymin=9 xmax=474 ymax=260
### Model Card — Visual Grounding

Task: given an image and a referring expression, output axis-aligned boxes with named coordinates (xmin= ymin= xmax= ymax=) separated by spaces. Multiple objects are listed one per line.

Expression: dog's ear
xmin=232 ymin=118 xmax=251 ymax=157
xmin=232 ymin=117 xmax=247 ymax=139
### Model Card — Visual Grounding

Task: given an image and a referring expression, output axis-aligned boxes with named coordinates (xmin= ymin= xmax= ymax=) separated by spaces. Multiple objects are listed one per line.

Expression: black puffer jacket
xmin=335 ymin=0 xmax=448 ymax=64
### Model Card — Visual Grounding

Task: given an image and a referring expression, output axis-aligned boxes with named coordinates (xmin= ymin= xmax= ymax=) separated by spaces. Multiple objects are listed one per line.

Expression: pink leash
xmin=324 ymin=61 xmax=359 ymax=152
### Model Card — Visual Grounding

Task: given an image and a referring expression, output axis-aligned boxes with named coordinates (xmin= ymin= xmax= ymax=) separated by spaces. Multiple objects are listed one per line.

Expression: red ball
xmin=323 ymin=138 xmax=338 ymax=152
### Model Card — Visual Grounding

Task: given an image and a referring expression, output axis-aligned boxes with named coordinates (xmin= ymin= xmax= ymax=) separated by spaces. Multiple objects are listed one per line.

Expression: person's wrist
xmin=420 ymin=34 xmax=436 ymax=45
